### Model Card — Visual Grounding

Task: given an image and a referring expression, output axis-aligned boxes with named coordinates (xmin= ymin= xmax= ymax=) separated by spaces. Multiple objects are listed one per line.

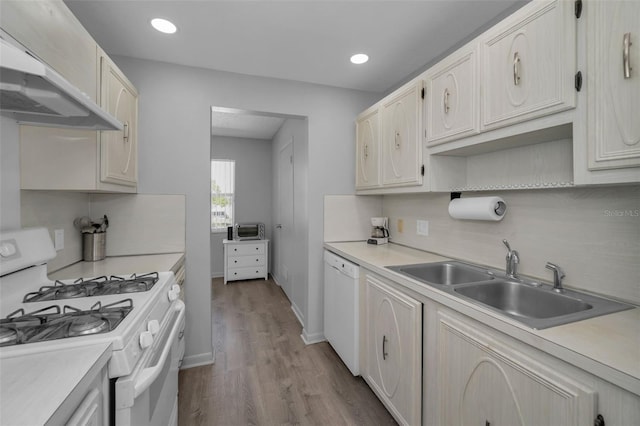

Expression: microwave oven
xmin=234 ymin=223 xmax=265 ymax=240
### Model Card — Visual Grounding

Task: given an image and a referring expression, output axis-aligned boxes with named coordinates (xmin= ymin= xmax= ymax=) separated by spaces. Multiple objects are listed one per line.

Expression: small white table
xmin=223 ymin=239 xmax=269 ymax=284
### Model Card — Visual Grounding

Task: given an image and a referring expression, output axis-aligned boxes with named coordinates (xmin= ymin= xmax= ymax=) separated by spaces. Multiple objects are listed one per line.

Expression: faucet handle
xmin=502 ymin=239 xmax=512 ymax=251
xmin=545 ymin=262 xmax=565 ymax=278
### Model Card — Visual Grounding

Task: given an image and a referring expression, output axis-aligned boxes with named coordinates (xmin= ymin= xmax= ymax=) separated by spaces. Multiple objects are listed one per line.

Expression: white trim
xmin=291 ymin=303 xmax=304 ymax=326
xmin=179 ymin=352 xmax=214 ymax=370
xmin=301 ymin=329 xmax=326 ymax=345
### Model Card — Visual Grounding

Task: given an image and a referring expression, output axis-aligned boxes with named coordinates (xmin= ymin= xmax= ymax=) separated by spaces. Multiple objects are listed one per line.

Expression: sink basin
xmin=454 ymin=280 xmax=592 ymax=319
xmin=453 ymin=280 xmax=632 ymax=329
xmin=387 ymin=261 xmax=493 ymax=286
xmin=386 ymin=260 xmax=633 ymax=329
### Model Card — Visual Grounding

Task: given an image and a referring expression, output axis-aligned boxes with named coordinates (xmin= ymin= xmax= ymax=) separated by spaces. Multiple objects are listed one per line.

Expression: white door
xmin=277 ymin=141 xmax=294 ymax=299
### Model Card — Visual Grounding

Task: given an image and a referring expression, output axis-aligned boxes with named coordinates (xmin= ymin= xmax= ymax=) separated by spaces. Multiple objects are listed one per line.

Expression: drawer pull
xmin=382 ymin=335 xmax=388 ymax=360
xmin=623 ymin=32 xmax=632 ymax=79
xmin=513 ymin=52 xmax=521 ymax=86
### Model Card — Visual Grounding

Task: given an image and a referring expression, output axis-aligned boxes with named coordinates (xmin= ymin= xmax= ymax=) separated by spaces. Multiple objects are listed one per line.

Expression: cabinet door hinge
xmin=575 ymin=0 xmax=582 ymax=18
xmin=575 ymin=71 xmax=583 ymax=92
xmin=421 ymin=88 xmax=425 ymax=99
xmin=421 ymin=164 xmax=425 ymax=176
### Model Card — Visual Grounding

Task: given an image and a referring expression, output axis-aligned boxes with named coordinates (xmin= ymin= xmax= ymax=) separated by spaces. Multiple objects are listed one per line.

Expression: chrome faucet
xmin=502 ymin=239 xmax=520 ymax=279
xmin=546 ymin=262 xmax=566 ymax=293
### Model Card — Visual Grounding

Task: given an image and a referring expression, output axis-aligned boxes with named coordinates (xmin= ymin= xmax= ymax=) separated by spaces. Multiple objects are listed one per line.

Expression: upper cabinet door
xmin=381 ymin=80 xmax=423 ymax=187
xmin=0 ymin=0 xmax=98 ymax=102
xmin=100 ymin=55 xmax=138 ymax=187
xmin=586 ymin=0 xmax=640 ymax=170
xmin=355 ymin=107 xmax=381 ymax=189
xmin=426 ymin=44 xmax=480 ymax=146
xmin=481 ymin=0 xmax=576 ymax=130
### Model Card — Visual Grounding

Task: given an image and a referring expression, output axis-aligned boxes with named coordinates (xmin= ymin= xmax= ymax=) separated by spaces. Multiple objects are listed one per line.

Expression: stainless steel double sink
xmin=386 ymin=261 xmax=632 ymax=329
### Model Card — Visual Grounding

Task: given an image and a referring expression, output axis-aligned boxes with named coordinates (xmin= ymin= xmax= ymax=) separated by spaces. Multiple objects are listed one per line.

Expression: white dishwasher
xmin=323 ymin=250 xmax=360 ymax=375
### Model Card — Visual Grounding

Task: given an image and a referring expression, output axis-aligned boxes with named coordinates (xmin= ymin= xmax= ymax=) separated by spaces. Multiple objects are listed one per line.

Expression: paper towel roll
xmin=448 ymin=196 xmax=507 ymax=221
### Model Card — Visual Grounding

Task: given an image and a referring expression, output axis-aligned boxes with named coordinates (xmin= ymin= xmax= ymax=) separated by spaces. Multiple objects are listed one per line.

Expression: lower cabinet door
xmin=436 ymin=310 xmax=596 ymax=426
xmin=365 ymin=274 xmax=421 ymax=426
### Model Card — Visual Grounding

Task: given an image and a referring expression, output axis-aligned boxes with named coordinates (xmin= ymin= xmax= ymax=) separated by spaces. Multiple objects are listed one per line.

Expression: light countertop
xmin=0 ymin=343 xmax=111 ymax=426
xmin=49 ymin=252 xmax=185 ymax=280
xmin=324 ymin=241 xmax=640 ymax=396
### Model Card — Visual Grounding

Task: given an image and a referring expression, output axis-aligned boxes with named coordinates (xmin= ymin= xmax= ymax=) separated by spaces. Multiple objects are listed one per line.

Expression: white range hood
xmin=0 ymin=37 xmax=122 ymax=130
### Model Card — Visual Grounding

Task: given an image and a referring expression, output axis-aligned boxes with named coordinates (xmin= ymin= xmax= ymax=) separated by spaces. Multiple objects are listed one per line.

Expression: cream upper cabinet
xmin=100 ymin=54 xmax=138 ymax=187
xmin=381 ymin=80 xmax=424 ymax=187
xmin=481 ymin=0 xmax=577 ymax=131
xmin=585 ymin=0 xmax=640 ymax=171
xmin=426 ymin=44 xmax=480 ymax=145
xmin=436 ymin=310 xmax=597 ymax=426
xmin=0 ymin=0 xmax=97 ymax=102
xmin=19 ymin=56 xmax=138 ymax=193
xmin=355 ymin=106 xmax=380 ymax=189
xmin=365 ymin=274 xmax=421 ymax=426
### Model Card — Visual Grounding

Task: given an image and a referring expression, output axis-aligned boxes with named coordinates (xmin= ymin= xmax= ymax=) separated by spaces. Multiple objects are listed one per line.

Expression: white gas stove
xmin=0 ymin=227 xmax=185 ymax=425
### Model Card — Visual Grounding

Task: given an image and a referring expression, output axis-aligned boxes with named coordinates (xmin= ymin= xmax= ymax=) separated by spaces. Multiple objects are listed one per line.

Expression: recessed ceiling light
xmin=151 ymin=18 xmax=177 ymax=34
xmin=350 ymin=53 xmax=369 ymax=65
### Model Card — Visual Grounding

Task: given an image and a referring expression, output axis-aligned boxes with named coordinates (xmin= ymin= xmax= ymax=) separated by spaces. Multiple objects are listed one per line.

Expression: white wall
xmin=0 ymin=116 xmax=21 ymax=231
xmin=382 ymin=186 xmax=640 ymax=305
xmin=324 ymin=195 xmax=383 ymax=242
xmin=210 ymin=136 xmax=274 ymax=277
xmin=21 ymin=191 xmax=90 ymax=273
xmin=112 ymin=55 xmax=378 ymax=366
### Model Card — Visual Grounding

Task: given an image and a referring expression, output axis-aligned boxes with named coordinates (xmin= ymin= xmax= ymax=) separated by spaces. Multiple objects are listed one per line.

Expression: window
xmin=211 ymin=159 xmax=235 ymax=232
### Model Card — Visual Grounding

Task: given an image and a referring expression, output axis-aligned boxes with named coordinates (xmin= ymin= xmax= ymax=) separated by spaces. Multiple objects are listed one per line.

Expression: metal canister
xmin=83 ymin=232 xmax=106 ymax=261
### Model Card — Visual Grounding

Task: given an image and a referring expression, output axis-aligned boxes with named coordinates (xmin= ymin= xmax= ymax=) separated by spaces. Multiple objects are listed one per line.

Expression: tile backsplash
xmin=382 ymin=186 xmax=640 ymax=304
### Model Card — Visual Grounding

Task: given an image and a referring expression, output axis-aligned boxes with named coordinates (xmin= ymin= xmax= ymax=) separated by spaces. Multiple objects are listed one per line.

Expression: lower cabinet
xmin=223 ymin=239 xmax=269 ymax=284
xmin=435 ymin=309 xmax=597 ymax=426
xmin=364 ymin=273 xmax=422 ymax=426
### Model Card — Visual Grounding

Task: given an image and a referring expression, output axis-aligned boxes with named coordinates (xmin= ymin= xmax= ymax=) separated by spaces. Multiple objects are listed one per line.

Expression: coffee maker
xmin=368 ymin=217 xmax=389 ymax=245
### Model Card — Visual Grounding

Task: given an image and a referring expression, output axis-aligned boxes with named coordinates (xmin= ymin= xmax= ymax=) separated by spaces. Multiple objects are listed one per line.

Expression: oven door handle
xmin=133 ymin=300 xmax=185 ymax=399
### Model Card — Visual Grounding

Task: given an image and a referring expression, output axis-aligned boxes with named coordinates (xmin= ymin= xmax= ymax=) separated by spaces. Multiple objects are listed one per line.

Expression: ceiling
xmin=210 ymin=107 xmax=287 ymax=140
xmin=65 ymin=0 xmax=527 ymax=94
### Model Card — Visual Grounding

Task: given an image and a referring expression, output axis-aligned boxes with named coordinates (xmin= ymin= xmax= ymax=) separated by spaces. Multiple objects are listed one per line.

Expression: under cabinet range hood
xmin=0 ymin=38 xmax=122 ymax=130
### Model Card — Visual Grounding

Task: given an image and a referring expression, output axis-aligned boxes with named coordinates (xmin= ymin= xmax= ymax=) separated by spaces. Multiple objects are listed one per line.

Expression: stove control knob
xmin=147 ymin=320 xmax=160 ymax=336
xmin=139 ymin=331 xmax=154 ymax=349
xmin=0 ymin=242 xmax=17 ymax=258
xmin=167 ymin=285 xmax=180 ymax=301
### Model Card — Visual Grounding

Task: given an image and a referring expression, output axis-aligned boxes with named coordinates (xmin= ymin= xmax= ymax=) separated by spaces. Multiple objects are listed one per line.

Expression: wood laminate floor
xmin=178 ymin=277 xmax=397 ymax=426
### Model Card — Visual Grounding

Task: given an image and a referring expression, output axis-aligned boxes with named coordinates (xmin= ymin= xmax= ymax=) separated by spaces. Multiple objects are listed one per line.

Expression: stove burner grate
xmin=23 ymin=272 xmax=159 ymax=302
xmin=0 ymin=299 xmax=133 ymax=346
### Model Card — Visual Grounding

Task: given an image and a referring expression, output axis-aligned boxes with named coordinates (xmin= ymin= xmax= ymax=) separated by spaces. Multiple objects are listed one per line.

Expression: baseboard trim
xmin=211 ymin=272 xmax=223 ymax=279
xmin=291 ymin=303 xmax=304 ymax=326
xmin=301 ymin=329 xmax=326 ymax=345
xmin=180 ymin=352 xmax=214 ymax=370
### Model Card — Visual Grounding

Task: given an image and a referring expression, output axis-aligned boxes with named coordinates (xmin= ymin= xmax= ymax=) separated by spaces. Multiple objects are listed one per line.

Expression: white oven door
xmin=115 ymin=300 xmax=185 ymax=426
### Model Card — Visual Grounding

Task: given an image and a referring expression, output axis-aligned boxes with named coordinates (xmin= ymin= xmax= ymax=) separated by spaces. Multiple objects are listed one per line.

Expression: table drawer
xmin=228 ymin=255 xmax=266 ymax=268
xmin=228 ymin=266 xmax=267 ymax=281
xmin=229 ymin=243 xmax=265 ymax=256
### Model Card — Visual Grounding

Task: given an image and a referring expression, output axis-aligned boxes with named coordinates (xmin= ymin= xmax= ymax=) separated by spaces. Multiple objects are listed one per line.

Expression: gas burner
xmin=23 ymin=272 xmax=159 ymax=302
xmin=0 ymin=299 xmax=133 ymax=346
xmin=68 ymin=314 xmax=109 ymax=336
xmin=0 ymin=327 xmax=18 ymax=346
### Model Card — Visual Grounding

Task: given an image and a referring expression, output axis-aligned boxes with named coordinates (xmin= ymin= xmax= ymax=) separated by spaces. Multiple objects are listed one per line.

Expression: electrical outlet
xmin=417 ymin=220 xmax=429 ymax=236
xmin=54 ymin=229 xmax=64 ymax=251
xmin=397 ymin=219 xmax=404 ymax=233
